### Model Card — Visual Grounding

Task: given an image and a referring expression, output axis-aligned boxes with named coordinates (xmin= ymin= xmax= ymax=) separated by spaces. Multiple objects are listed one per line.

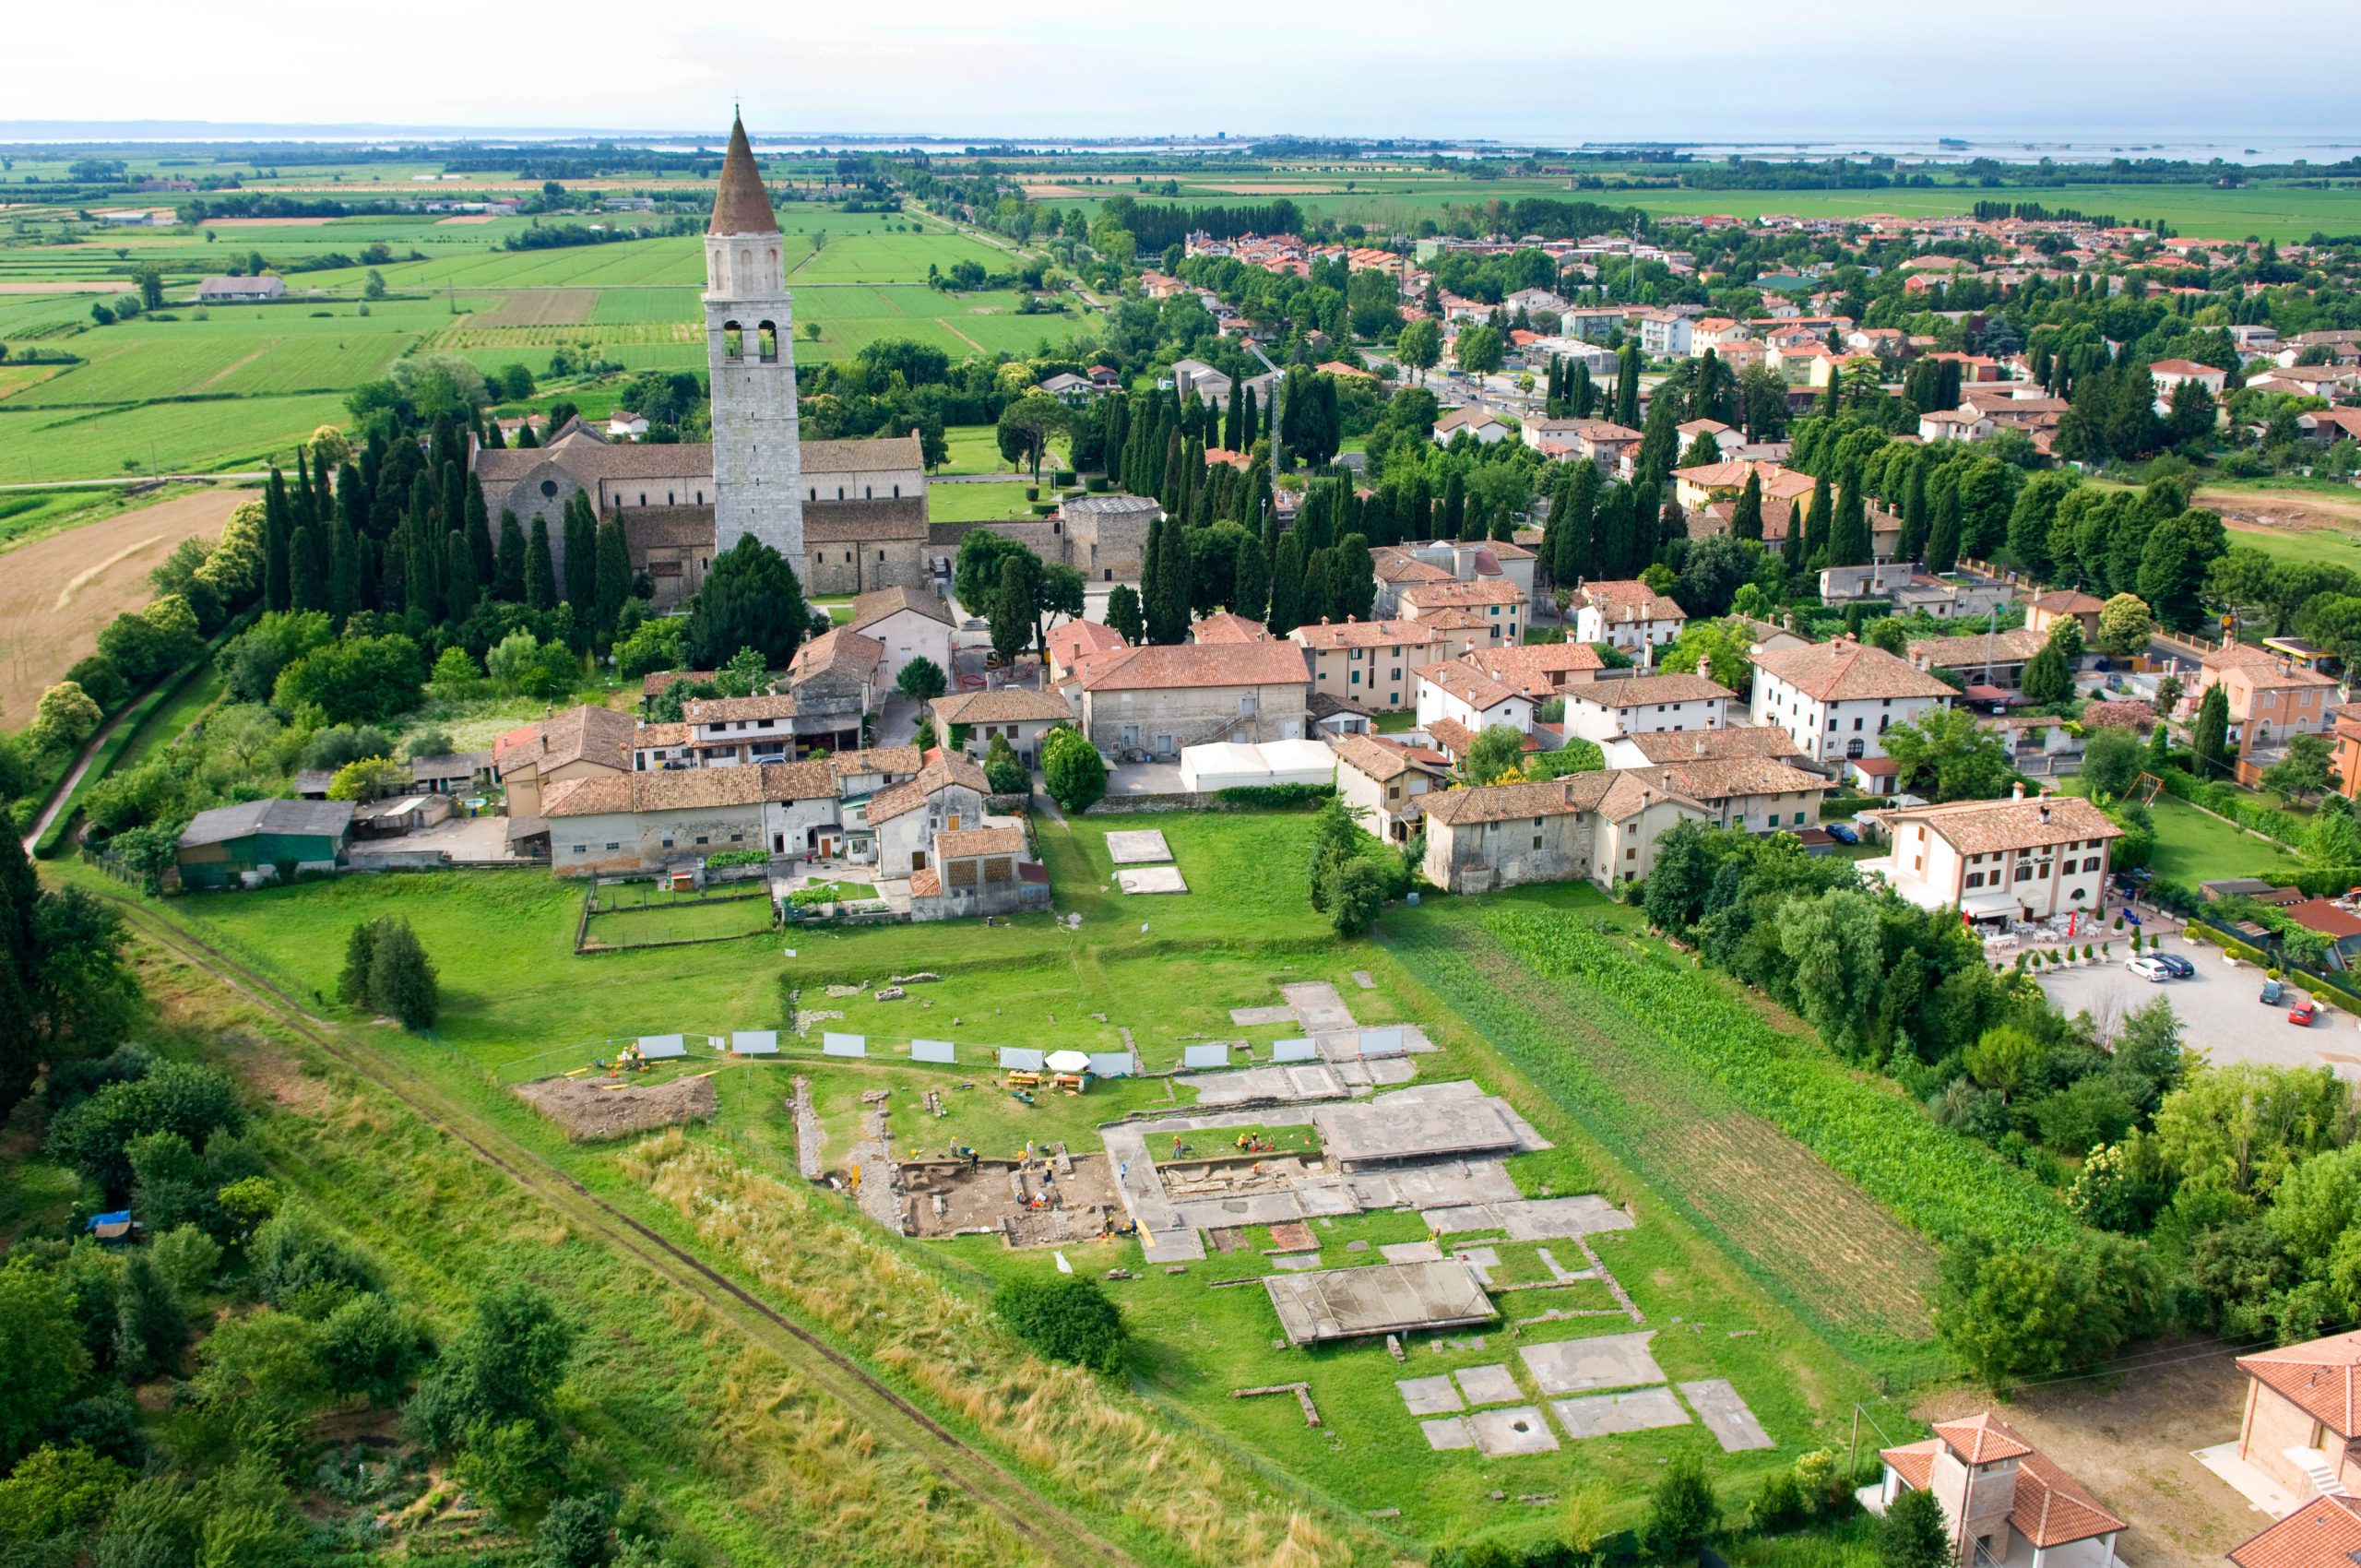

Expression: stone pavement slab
xmin=1381 ymin=1241 xmax=1443 ymax=1264
xmin=1229 ymin=1005 xmax=1298 ymax=1026
xmin=1520 ymin=1331 xmax=1667 ymax=1396
xmin=1469 ymin=1406 xmax=1560 ymax=1456
xmin=1396 ymin=1374 xmax=1463 ymax=1415
xmin=1104 ymin=829 xmax=1173 ymax=864
xmin=1551 ymin=1388 xmax=1691 ymax=1440
xmin=1679 ymin=1380 xmax=1774 ymax=1451
xmin=1421 ymin=1416 xmax=1475 ymax=1451
xmin=1282 ymin=980 xmax=1358 ymax=1033
xmin=1118 ymin=866 xmax=1189 ymax=894
xmin=1453 ymin=1363 xmax=1523 ymax=1406
xmin=1270 ymin=1253 xmax=1324 ymax=1272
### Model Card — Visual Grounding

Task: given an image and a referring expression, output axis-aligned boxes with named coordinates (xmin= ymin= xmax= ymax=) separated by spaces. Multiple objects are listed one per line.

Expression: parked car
xmin=2260 ymin=977 xmax=2284 ymax=1004
xmin=1824 ymin=822 xmax=1857 ymax=844
xmin=2127 ymin=956 xmax=2172 ymax=981
xmin=2153 ymin=953 xmax=2195 ymax=979
xmin=2291 ymin=999 xmax=2320 ymax=1027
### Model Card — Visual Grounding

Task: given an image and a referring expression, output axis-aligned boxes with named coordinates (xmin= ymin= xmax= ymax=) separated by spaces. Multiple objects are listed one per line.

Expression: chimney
xmin=2011 ymin=780 xmax=2025 ymax=801
xmin=1694 ymin=735 xmax=1707 ymax=756
xmin=1563 ymin=779 xmax=1575 ymax=805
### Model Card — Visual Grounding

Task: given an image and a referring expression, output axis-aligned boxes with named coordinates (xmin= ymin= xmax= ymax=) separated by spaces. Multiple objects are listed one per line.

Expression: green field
xmin=86 ymin=802 xmax=1981 ymax=1548
xmin=2060 ymin=776 xmax=2308 ymax=885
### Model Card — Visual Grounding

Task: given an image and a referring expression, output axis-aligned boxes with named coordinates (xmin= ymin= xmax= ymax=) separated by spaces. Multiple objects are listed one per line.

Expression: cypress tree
xmin=440 ymin=460 xmax=466 ymax=534
xmin=494 ymin=511 xmax=527 ymax=601
xmin=527 ymin=517 xmax=557 ymax=611
xmin=445 ymin=529 xmax=479 ymax=622
xmin=1266 ymin=531 xmax=1304 ymax=635
xmin=1155 ymin=511 xmax=1191 ymax=643
xmin=1440 ymin=470 xmax=1465 ymax=539
xmin=1632 ymin=388 xmax=1680 ymax=485
xmin=1224 ymin=378 xmax=1244 ymax=450
xmin=465 ymin=473 xmax=493 ymax=584
xmin=329 ymin=519 xmax=361 ymax=622
xmin=1554 ymin=465 xmax=1596 ymax=586
xmin=1571 ymin=360 xmax=1595 ymax=418
xmin=1899 ymin=458 xmax=1929 ymax=562
xmin=1730 ymin=469 xmax=1764 ymax=543
xmin=562 ymin=494 xmax=597 ymax=609
xmin=1232 ymin=532 xmax=1269 ymax=622
xmin=594 ymin=514 xmax=631 ymax=638
xmin=338 ymin=461 xmax=368 ymax=535
xmin=380 ymin=535 xmax=409 ymax=613
xmin=406 ymin=523 xmax=442 ymax=622
xmin=516 ymin=422 xmax=540 ymax=449
xmin=263 ymin=467 xmax=292 ymax=612
xmin=1613 ymin=341 xmax=1642 ymax=427
xmin=1925 ymin=482 xmax=1962 ymax=575
xmin=1802 ymin=470 xmax=1834 ymax=568
xmin=1629 ymin=481 xmax=1661 ymax=567
xmin=481 ymin=421 xmax=506 ymax=450
xmin=289 ymin=524 xmax=327 ymax=613
xmin=291 ymin=448 xmax=317 ymax=529
xmin=113 ymin=1252 xmax=186 ymax=1382
xmin=1241 ymin=386 xmax=1258 ymax=449
xmin=2193 ymin=682 xmax=2229 ymax=777
xmin=1828 ymin=469 xmax=1872 ymax=567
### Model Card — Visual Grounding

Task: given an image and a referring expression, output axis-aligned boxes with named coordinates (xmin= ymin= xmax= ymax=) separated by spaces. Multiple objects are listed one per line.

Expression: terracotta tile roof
xmin=1636 ymin=756 xmax=1829 ymax=802
xmin=1332 ymin=733 xmax=1442 ymax=783
xmin=829 ymin=746 xmax=921 ymax=780
xmin=866 ymin=755 xmax=991 ymax=824
xmin=1290 ymin=617 xmax=1442 ymax=650
xmin=1909 ymin=627 xmax=2048 ymax=668
xmin=1414 ymin=659 xmax=1525 ymax=712
xmin=908 ymin=867 xmax=942 ymax=897
xmin=494 ymin=705 xmax=636 ymax=776
xmin=1370 ymin=552 xmax=1456 ymax=586
xmin=847 ymin=583 xmax=953 ymax=631
xmin=932 ymin=687 xmax=1073 ymax=724
xmin=1426 ymin=718 xmax=1479 ymax=757
xmin=1879 ymin=1439 xmax=1938 ymax=1493
xmin=1572 ymin=673 xmax=1733 ymax=708
xmin=1418 ymin=608 xmax=1495 ymax=632
xmin=1672 ymin=459 xmax=1757 ymax=489
xmin=683 ymin=693 xmax=798 ymax=724
xmin=2288 ymin=898 xmax=2361 ymax=940
xmin=1421 ymin=773 xmax=1619 ymax=825
xmin=634 ymin=722 xmax=693 ymax=748
xmin=804 ymin=496 xmax=928 ymax=541
xmin=640 ymin=669 xmax=715 ymax=697
xmin=2028 ymin=589 xmax=2106 ymax=613
xmin=1578 ymin=578 xmax=1687 ymax=624
xmin=1048 ymin=619 xmax=1127 ymax=667
xmin=1882 ymin=793 xmax=2122 ymax=856
xmin=1621 ymin=725 xmax=1802 ymax=763
xmin=2232 ymin=1496 xmax=2361 ymax=1568
xmin=937 ymin=826 xmax=1026 ymax=859
xmin=1072 ymin=640 xmax=1309 ymax=692
xmin=545 ymin=758 xmax=832 ymax=817
xmin=1192 ymin=611 xmax=1271 ymax=644
xmin=789 ymin=626 xmax=884 ymax=682
xmin=1401 ymin=578 xmax=1525 ymax=611
xmin=473 ymin=437 xmax=714 ymax=488
xmin=708 ymin=116 xmax=778 ymax=235
xmin=1754 ymin=638 xmax=1956 ymax=702
xmin=802 ymin=432 xmax=925 ymax=476
xmin=2244 ymin=1331 xmax=2361 ymax=1438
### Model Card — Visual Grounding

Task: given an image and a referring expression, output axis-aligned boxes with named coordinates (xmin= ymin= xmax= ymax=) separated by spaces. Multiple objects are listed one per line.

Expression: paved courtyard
xmin=2035 ymin=952 xmax=2361 ymax=1078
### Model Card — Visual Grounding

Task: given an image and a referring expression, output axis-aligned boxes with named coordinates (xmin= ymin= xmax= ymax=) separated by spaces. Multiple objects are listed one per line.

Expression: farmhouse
xmin=542 ymin=761 xmax=834 ymax=877
xmin=1600 ymin=723 xmax=1803 ymax=771
xmin=1858 ymin=787 xmax=2120 ymax=922
xmin=910 ymin=825 xmax=1047 ymax=921
xmin=1047 ymin=617 xmax=1129 ymax=680
xmin=175 ymin=800 xmax=352 ymax=891
xmin=1863 ymin=1412 xmax=2124 ymax=1568
xmin=196 ymin=276 xmax=285 ymax=303
xmin=1750 ymin=636 xmax=1954 ymax=764
xmin=1065 ymin=640 xmax=1311 ymax=755
xmin=864 ymin=755 xmax=992 ymax=876
xmin=493 ymin=705 xmax=635 ymax=819
xmin=1333 ymin=733 xmax=1448 ymax=842
xmin=1418 ymin=772 xmax=1708 ymax=893
xmin=1629 ymin=754 xmax=1830 ymax=834
xmin=930 ymin=686 xmax=1074 ymax=766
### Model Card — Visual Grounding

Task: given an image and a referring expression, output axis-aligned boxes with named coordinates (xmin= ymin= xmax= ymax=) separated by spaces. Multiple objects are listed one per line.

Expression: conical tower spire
xmin=708 ymin=114 xmax=778 ymax=236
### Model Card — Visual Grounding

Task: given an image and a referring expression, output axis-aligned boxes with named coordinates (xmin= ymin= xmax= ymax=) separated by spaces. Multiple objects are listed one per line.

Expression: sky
xmin=12 ymin=0 xmax=2359 ymax=145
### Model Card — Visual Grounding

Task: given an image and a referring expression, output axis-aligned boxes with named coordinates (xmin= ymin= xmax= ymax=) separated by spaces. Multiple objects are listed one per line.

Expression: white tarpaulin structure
xmin=822 ymin=1032 xmax=867 ymax=1058
xmin=1179 ymin=739 xmax=1337 ymax=793
xmin=1044 ymin=1050 xmax=1092 ymax=1074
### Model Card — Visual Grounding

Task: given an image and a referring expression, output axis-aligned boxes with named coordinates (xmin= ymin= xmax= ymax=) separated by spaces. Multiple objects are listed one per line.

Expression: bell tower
xmin=704 ymin=113 xmax=803 ymax=568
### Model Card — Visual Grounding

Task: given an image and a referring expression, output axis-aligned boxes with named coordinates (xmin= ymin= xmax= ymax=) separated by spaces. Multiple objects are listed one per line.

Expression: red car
xmin=2290 ymin=999 xmax=2319 ymax=1027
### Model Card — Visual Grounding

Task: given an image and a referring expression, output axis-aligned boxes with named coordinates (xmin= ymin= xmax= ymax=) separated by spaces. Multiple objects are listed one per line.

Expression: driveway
xmin=1105 ymin=762 xmax=1186 ymax=796
xmin=346 ymin=814 xmax=529 ymax=866
xmin=2036 ymin=946 xmax=2361 ymax=1079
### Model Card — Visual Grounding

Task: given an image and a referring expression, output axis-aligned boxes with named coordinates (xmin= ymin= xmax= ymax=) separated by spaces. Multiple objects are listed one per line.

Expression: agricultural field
xmin=92 ymin=804 xmax=1982 ymax=1547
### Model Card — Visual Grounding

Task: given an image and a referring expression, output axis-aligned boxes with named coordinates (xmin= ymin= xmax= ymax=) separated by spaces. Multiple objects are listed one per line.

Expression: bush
xmin=46 ymin=1061 xmax=243 ymax=1194
xmin=1214 ymin=783 xmax=1335 ymax=809
xmin=1039 ymin=726 xmax=1105 ymax=813
xmin=982 ymin=732 xmax=1027 ymax=795
xmin=252 ymin=1210 xmax=376 ymax=1313
xmin=1643 ymin=1453 xmax=1719 ymax=1562
xmin=337 ymin=916 xmax=440 ymax=1030
xmin=991 ymin=1274 xmax=1127 ymax=1372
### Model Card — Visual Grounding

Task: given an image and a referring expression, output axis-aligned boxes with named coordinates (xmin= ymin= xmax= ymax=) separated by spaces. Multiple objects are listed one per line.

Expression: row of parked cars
xmin=2129 ymin=949 xmax=2320 ymax=1024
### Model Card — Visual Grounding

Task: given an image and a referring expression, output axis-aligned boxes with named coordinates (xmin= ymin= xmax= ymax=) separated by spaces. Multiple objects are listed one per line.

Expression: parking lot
xmin=2036 ymin=940 xmax=2361 ymax=1078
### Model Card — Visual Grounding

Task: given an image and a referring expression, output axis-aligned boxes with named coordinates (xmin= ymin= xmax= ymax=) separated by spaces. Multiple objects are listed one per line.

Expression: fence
xmin=575 ymin=879 xmax=778 ymax=954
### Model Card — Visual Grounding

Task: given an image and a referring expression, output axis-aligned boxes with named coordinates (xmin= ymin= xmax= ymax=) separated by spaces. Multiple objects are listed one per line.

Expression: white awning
xmin=1960 ymin=889 xmax=2022 ymax=920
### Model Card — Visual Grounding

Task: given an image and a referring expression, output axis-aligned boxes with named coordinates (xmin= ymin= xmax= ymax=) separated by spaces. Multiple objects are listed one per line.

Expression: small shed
xmin=176 ymin=799 xmax=353 ymax=890
xmin=351 ymin=793 xmax=456 ymax=838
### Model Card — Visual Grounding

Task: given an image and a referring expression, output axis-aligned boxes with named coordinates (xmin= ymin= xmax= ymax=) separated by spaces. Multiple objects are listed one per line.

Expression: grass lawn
xmin=927 ymin=477 xmax=1050 ymax=525
xmin=2060 ymin=776 xmax=2308 ymax=884
xmin=93 ymin=803 xmax=1956 ymax=1548
xmin=935 ymin=422 xmax=1069 ymax=476
xmin=578 ymin=885 xmax=777 ymax=949
xmin=1371 ymin=711 xmax=1419 ymax=733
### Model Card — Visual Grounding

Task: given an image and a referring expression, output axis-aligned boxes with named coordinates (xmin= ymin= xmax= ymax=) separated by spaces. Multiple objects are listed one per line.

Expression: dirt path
xmin=2200 ymin=484 xmax=2361 ymax=531
xmin=0 ymin=489 xmax=245 ymax=726
xmin=90 ymin=890 xmax=1145 ymax=1568
xmin=18 ymin=696 xmax=135 ymax=852
xmin=1918 ymin=1345 xmax=2257 ymax=1568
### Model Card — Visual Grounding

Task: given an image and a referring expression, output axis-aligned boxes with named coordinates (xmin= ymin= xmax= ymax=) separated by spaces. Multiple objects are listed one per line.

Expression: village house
xmin=493 ymin=706 xmax=635 ymax=820
xmin=928 ymin=687 xmax=1074 ymax=767
xmin=1417 ymin=772 xmax=1709 ymax=894
xmin=788 ymin=626 xmax=885 ymax=721
xmin=1190 ymin=610 xmax=1270 ymax=644
xmin=1909 ymin=627 xmax=2050 ymax=692
xmin=543 ymin=760 xmax=837 ymax=877
xmin=1750 ymin=636 xmax=1955 ymax=765
xmin=1561 ymin=672 xmax=1735 ymax=743
xmin=1399 ymin=578 xmax=1527 ymax=644
xmin=1572 ymin=579 xmax=1688 ymax=658
xmin=2224 ymin=1328 xmax=2361 ymax=1523
xmin=1630 ymin=753 xmax=1832 ymax=834
xmin=1370 ymin=548 xmax=1458 ymax=616
xmin=1433 ymin=405 xmax=1513 ymax=445
xmin=1859 ymin=786 xmax=2120 ymax=924
xmin=844 ymin=585 xmax=955 ymax=693
xmin=1046 ymin=617 xmax=1128 ymax=681
xmin=1065 ymin=640 xmax=1311 ymax=755
xmin=1462 ymin=640 xmax=1607 ymax=700
xmin=2023 ymin=589 xmax=2106 ymax=643
xmin=909 ymin=825 xmax=1048 ymax=921
xmin=2191 ymin=641 xmax=2343 ymax=746
xmin=1414 ymin=660 xmax=1536 ymax=739
xmin=1332 ymin=733 xmax=1449 ymax=843
xmin=1600 ymin=722 xmax=1803 ymax=770
xmin=2149 ymin=357 xmax=2230 ymax=400
xmin=1862 ymin=1412 xmax=2125 ymax=1568
xmin=864 ymin=755 xmax=993 ymax=877
xmin=1291 ymin=618 xmax=1462 ymax=712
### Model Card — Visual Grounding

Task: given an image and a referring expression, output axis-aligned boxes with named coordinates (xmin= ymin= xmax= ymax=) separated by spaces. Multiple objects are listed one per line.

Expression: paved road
xmin=2037 ymin=945 xmax=2361 ymax=1079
